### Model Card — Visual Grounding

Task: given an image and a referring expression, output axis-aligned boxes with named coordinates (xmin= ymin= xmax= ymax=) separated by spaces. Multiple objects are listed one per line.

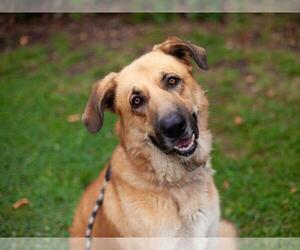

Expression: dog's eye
xmin=168 ymin=77 xmax=177 ymax=85
xmin=166 ymin=75 xmax=181 ymax=88
xmin=131 ymin=96 xmax=144 ymax=109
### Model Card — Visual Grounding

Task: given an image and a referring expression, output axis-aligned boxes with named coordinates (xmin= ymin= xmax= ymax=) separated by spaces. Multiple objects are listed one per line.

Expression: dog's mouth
xmin=173 ymin=133 xmax=197 ymax=157
xmin=149 ymin=112 xmax=199 ymax=158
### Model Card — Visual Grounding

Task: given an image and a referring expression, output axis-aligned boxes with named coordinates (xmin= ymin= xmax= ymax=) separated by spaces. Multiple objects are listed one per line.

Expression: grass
xmin=0 ymin=14 xmax=300 ymax=237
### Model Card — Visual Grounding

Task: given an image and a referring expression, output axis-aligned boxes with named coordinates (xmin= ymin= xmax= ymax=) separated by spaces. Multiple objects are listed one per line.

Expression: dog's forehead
xmin=115 ymin=51 xmax=188 ymax=92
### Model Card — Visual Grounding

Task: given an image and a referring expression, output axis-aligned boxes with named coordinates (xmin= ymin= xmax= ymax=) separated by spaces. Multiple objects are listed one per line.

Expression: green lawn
xmin=0 ymin=14 xmax=300 ymax=237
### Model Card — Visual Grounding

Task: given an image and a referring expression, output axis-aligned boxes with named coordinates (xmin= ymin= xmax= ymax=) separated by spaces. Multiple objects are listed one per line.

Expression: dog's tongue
xmin=175 ymin=137 xmax=192 ymax=148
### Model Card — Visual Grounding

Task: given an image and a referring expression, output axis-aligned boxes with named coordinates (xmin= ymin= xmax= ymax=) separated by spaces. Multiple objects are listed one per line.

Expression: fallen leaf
xmin=223 ymin=180 xmax=230 ymax=190
xmin=292 ymin=76 xmax=300 ymax=85
xmin=13 ymin=198 xmax=29 ymax=209
xmin=67 ymin=114 xmax=81 ymax=123
xmin=79 ymin=32 xmax=88 ymax=41
xmin=290 ymin=186 xmax=297 ymax=194
xmin=234 ymin=116 xmax=244 ymax=125
xmin=225 ymin=41 xmax=234 ymax=50
xmin=266 ymin=89 xmax=276 ymax=98
xmin=19 ymin=36 xmax=29 ymax=46
xmin=244 ymin=74 xmax=256 ymax=84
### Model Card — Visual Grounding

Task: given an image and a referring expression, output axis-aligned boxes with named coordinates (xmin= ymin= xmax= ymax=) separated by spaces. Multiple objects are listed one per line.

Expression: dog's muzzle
xmin=149 ymin=108 xmax=199 ymax=157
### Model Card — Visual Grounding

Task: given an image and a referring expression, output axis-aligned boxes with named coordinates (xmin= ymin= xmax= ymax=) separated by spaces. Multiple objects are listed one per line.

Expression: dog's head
xmin=83 ymin=37 xmax=211 ymax=164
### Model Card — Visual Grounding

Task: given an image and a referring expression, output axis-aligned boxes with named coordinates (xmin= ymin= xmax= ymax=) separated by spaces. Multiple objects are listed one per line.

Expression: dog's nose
xmin=159 ymin=112 xmax=187 ymax=138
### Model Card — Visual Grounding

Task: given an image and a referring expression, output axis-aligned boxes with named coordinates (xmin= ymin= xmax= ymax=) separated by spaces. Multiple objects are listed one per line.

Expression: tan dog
xmin=70 ymin=37 xmax=236 ymax=250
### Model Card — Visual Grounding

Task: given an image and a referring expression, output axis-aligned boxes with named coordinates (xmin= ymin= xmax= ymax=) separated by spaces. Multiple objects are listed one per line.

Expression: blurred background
xmin=0 ymin=13 xmax=299 ymax=237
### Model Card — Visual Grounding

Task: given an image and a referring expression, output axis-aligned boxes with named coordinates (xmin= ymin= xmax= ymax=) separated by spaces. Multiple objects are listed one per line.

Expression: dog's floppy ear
xmin=82 ymin=72 xmax=117 ymax=133
xmin=153 ymin=36 xmax=209 ymax=70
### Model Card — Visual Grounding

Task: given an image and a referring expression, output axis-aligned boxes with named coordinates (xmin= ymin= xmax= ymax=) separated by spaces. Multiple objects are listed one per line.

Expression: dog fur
xmin=70 ymin=37 xmax=236 ymax=250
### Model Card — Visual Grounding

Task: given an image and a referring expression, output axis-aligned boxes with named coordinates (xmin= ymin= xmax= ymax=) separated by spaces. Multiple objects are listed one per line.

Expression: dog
xmin=70 ymin=37 xmax=236 ymax=250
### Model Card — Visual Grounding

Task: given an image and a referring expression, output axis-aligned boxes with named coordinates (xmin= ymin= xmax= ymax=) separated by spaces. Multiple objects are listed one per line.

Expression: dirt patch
xmin=0 ymin=14 xmax=147 ymax=52
xmin=1 ymin=14 xmax=299 ymax=53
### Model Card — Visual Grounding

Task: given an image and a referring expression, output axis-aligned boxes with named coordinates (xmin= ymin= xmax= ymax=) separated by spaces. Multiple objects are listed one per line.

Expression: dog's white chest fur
xmin=149 ymin=177 xmax=220 ymax=250
xmin=172 ymin=180 xmax=220 ymax=250
xmin=172 ymin=179 xmax=220 ymax=238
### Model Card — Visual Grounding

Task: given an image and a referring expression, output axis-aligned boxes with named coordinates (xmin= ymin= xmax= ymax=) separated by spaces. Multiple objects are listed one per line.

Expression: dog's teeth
xmin=174 ymin=134 xmax=196 ymax=153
